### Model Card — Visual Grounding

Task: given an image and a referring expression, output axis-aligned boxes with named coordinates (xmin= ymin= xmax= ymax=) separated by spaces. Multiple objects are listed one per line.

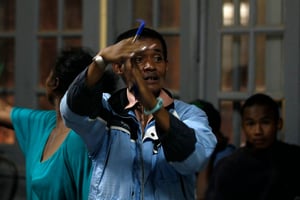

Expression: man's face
xmin=242 ymin=105 xmax=280 ymax=149
xmin=126 ymin=38 xmax=168 ymax=95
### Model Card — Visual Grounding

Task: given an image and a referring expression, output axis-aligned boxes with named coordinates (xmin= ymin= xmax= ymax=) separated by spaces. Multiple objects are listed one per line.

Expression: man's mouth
xmin=252 ymin=138 xmax=268 ymax=146
xmin=144 ymin=76 xmax=159 ymax=81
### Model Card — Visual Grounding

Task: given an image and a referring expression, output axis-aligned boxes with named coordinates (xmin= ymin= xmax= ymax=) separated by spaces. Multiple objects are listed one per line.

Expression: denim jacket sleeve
xmin=65 ymin=68 xmax=105 ymax=119
xmin=158 ymin=114 xmax=197 ymax=162
xmin=161 ymin=103 xmax=217 ymax=174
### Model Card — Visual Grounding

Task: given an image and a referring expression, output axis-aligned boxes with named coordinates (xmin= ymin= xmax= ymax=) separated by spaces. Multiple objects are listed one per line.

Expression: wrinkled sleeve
xmin=158 ymin=114 xmax=197 ymax=162
xmin=158 ymin=104 xmax=217 ymax=174
xmin=66 ymin=68 xmax=104 ymax=118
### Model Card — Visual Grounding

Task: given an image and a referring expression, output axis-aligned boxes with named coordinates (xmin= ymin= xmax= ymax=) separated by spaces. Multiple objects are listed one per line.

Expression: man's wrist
xmin=144 ymin=97 xmax=164 ymax=115
xmin=92 ymin=55 xmax=107 ymax=70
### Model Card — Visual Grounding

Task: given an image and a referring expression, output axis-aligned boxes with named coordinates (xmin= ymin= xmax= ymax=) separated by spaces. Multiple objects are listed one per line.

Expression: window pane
xmin=164 ymin=35 xmax=180 ymax=92
xmin=133 ymin=0 xmax=153 ymax=26
xmin=220 ymin=100 xmax=234 ymax=144
xmin=255 ymin=35 xmax=266 ymax=91
xmin=222 ymin=0 xmax=249 ymax=26
xmin=0 ymin=39 xmax=15 ymax=88
xmin=63 ymin=37 xmax=82 ymax=48
xmin=38 ymin=95 xmax=53 ymax=110
xmin=240 ymin=0 xmax=249 ymax=26
xmin=38 ymin=38 xmax=57 ymax=88
xmin=0 ymin=1 xmax=15 ymax=145
xmin=39 ymin=0 xmax=58 ymax=31
xmin=0 ymin=94 xmax=15 ymax=144
xmin=222 ymin=0 xmax=235 ymax=26
xmin=255 ymin=34 xmax=283 ymax=93
xmin=220 ymin=100 xmax=245 ymax=146
xmin=0 ymin=0 xmax=15 ymax=31
xmin=64 ymin=0 xmax=82 ymax=30
xmin=221 ymin=34 xmax=249 ymax=92
xmin=159 ymin=0 xmax=180 ymax=28
xmin=256 ymin=0 xmax=283 ymax=25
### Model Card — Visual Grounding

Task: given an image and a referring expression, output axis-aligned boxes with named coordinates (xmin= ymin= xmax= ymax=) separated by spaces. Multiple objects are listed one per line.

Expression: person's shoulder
xmin=12 ymin=107 xmax=55 ymax=120
xmin=174 ymin=100 xmax=208 ymax=122
xmin=275 ymin=141 xmax=300 ymax=171
xmin=210 ymin=150 xmax=243 ymax=182
xmin=13 ymin=107 xmax=55 ymax=115
xmin=174 ymin=99 xmax=188 ymax=106
xmin=216 ymin=144 xmax=236 ymax=158
xmin=278 ymin=141 xmax=300 ymax=154
xmin=174 ymin=99 xmax=204 ymax=112
xmin=214 ymin=147 xmax=244 ymax=168
xmin=225 ymin=143 xmax=236 ymax=151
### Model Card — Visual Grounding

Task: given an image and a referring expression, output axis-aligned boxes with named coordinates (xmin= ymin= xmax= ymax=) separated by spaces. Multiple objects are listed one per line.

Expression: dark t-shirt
xmin=205 ymin=141 xmax=300 ymax=200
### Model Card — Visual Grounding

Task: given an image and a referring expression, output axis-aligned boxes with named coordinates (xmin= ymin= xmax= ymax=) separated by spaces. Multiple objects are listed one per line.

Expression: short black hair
xmin=240 ymin=93 xmax=280 ymax=121
xmin=115 ymin=27 xmax=168 ymax=61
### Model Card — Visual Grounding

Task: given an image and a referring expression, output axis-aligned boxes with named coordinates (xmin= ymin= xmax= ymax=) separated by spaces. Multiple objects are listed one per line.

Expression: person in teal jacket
xmin=0 ymin=47 xmax=93 ymax=199
xmin=60 ymin=27 xmax=217 ymax=199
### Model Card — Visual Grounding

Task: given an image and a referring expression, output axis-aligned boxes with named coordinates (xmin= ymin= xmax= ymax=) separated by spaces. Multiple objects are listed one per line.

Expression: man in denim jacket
xmin=60 ymin=27 xmax=217 ymax=200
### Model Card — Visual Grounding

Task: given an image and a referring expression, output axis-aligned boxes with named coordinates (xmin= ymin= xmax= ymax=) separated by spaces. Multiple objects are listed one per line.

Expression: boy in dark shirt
xmin=205 ymin=93 xmax=300 ymax=200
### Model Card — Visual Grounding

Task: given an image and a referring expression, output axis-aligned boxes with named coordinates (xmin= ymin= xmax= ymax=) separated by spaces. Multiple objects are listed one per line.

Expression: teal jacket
xmin=12 ymin=108 xmax=91 ymax=200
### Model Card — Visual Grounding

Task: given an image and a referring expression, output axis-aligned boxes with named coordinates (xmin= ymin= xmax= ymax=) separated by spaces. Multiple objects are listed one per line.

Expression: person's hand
xmin=98 ymin=38 xmax=153 ymax=64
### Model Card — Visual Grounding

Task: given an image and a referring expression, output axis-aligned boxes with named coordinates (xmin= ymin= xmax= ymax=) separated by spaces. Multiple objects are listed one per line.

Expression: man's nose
xmin=253 ymin=123 xmax=263 ymax=134
xmin=143 ymin=60 xmax=155 ymax=70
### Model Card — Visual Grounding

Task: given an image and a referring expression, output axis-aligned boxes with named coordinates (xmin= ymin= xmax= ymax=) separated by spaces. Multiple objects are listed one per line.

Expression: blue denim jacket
xmin=60 ymin=69 xmax=217 ymax=200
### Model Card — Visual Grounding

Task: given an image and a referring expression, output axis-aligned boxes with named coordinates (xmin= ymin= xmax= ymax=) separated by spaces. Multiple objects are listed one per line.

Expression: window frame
xmin=181 ymin=0 xmax=300 ymax=146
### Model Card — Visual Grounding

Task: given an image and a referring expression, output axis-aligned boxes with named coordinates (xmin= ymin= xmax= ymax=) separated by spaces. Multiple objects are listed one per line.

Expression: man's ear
xmin=277 ymin=118 xmax=283 ymax=130
xmin=112 ymin=63 xmax=123 ymax=74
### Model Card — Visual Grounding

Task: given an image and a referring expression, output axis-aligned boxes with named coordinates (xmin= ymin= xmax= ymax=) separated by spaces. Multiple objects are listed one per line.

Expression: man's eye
xmin=153 ymin=55 xmax=163 ymax=63
xmin=261 ymin=119 xmax=272 ymax=125
xmin=134 ymin=57 xmax=143 ymax=63
xmin=245 ymin=121 xmax=255 ymax=126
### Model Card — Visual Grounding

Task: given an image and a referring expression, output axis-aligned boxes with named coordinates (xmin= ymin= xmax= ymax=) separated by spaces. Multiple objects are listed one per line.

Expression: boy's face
xmin=242 ymin=105 xmax=281 ymax=149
